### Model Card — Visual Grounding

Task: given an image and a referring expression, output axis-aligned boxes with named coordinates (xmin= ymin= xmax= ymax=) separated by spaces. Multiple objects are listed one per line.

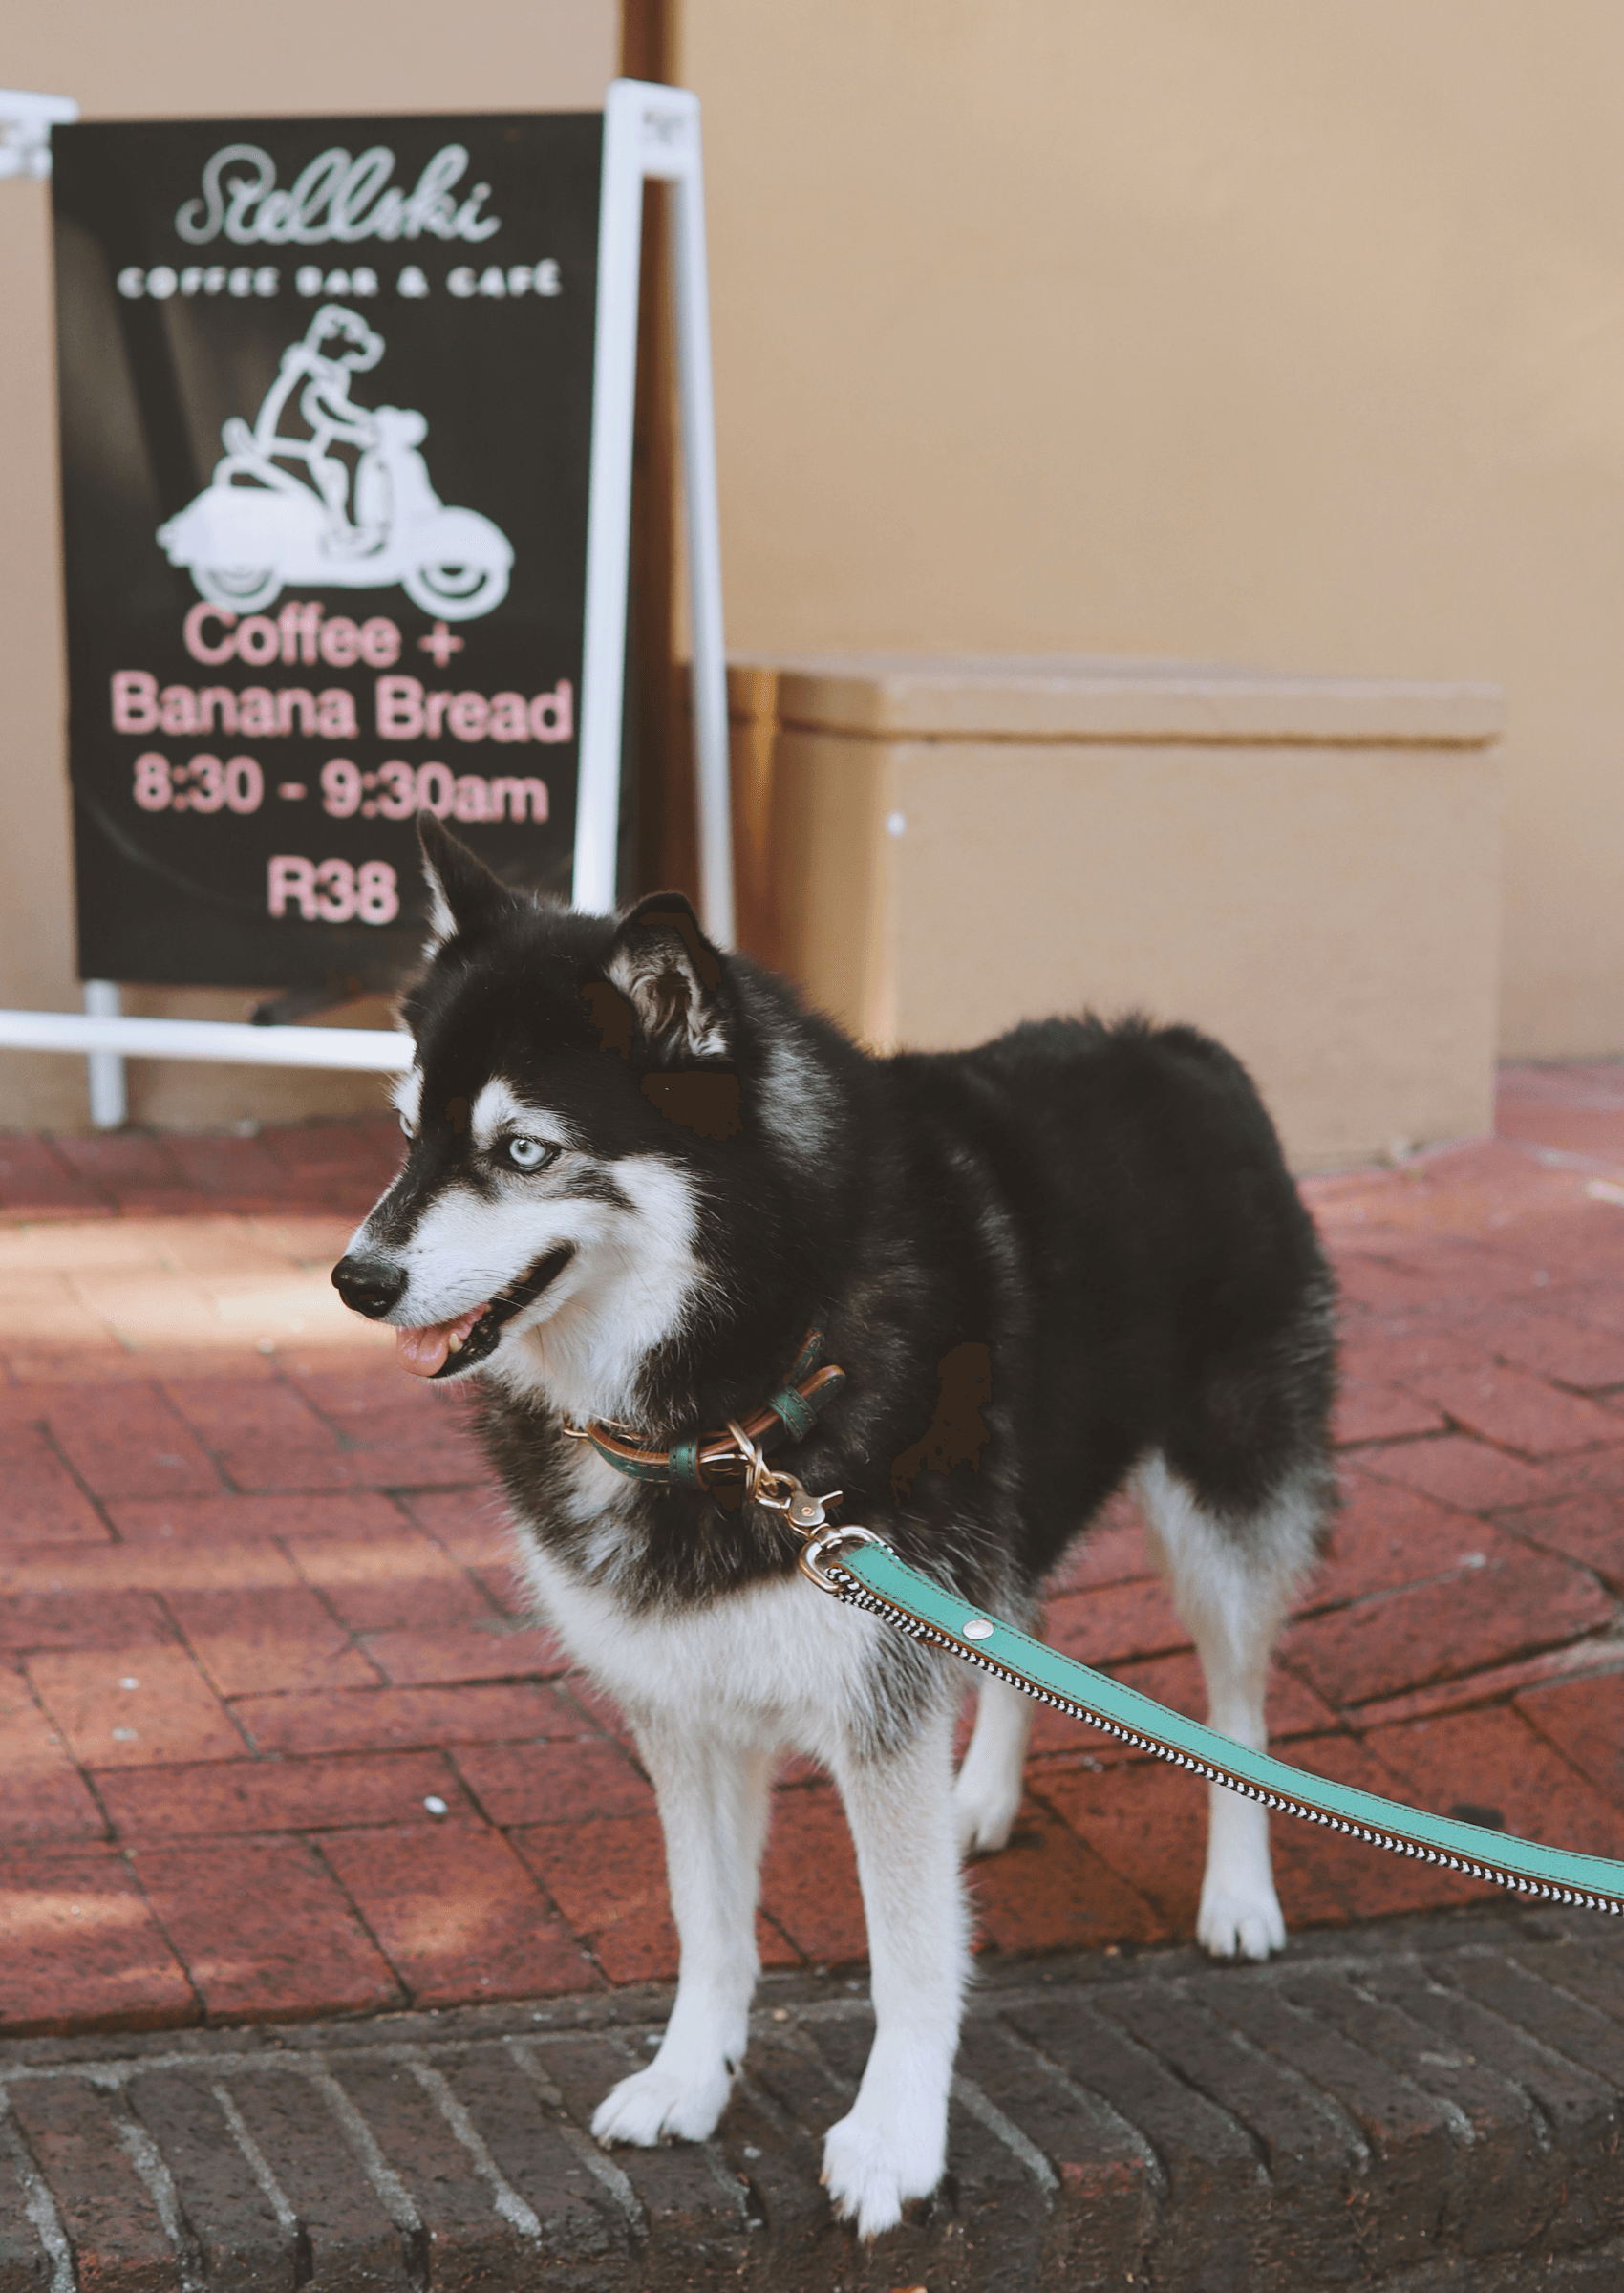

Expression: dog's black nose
xmin=332 ymin=1254 xmax=407 ymax=1319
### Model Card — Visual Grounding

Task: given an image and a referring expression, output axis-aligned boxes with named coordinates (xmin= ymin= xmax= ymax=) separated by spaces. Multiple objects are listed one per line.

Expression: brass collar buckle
xmin=723 ymin=1417 xmax=884 ymax=1593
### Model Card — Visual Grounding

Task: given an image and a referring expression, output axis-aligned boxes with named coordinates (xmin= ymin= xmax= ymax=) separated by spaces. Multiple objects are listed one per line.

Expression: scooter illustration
xmin=156 ymin=305 xmax=513 ymax=620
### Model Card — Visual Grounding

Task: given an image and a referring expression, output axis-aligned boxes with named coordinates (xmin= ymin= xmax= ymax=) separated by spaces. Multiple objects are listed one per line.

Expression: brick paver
xmin=320 ymin=1820 xmax=594 ymax=2004
xmin=133 ymin=1833 xmax=403 ymax=2023
xmin=0 ymin=1082 xmax=1623 ymax=2053
xmin=0 ymin=1847 xmax=196 ymax=2030
xmin=27 ymin=1643 xmax=246 ymax=1768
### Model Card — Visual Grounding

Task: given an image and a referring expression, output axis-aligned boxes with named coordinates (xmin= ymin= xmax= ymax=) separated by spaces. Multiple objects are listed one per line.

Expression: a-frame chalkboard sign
xmin=0 ymin=78 xmax=732 ymax=1123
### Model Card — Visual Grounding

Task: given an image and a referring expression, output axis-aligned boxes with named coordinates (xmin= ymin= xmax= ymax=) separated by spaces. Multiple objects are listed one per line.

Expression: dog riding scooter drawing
xmin=156 ymin=305 xmax=513 ymax=619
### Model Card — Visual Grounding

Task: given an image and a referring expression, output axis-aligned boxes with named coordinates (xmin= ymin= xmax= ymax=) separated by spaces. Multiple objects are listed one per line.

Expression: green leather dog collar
xmin=573 ymin=1326 xmax=845 ymax=1490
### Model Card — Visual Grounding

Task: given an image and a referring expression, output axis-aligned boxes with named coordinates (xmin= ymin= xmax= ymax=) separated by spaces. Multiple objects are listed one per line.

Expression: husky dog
xmin=334 ymin=818 xmax=1336 ymax=2239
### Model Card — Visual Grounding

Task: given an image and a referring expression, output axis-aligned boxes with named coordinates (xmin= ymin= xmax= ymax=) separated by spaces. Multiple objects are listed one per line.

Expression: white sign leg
xmin=83 ymin=981 xmax=127 ymax=1129
xmin=574 ymin=78 xmax=734 ymax=945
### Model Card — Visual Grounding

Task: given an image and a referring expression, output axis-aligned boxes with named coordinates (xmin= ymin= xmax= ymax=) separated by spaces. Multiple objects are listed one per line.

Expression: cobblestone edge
xmin=0 ymin=1903 xmax=1621 ymax=2291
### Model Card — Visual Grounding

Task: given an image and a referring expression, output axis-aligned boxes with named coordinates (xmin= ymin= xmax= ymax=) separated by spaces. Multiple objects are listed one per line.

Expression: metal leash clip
xmin=798 ymin=1520 xmax=888 ymax=1593
xmin=723 ymin=1419 xmax=882 ymax=1591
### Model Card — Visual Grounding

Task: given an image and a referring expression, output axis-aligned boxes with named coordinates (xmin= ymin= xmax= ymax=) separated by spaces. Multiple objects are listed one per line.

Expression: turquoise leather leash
xmin=793 ymin=1520 xmax=1624 ymax=1917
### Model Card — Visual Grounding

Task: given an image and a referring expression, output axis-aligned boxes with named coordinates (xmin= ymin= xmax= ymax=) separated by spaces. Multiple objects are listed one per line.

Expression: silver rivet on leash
xmin=962 ymin=1618 xmax=995 ymax=1640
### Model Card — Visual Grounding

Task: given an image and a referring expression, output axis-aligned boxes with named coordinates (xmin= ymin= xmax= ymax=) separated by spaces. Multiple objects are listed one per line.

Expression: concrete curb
xmin=1 ymin=1904 xmax=1621 ymax=2290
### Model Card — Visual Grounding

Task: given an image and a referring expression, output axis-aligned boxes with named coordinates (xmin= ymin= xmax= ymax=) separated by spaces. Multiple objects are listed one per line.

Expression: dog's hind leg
xmin=953 ymin=1670 xmax=1033 ymax=1856
xmin=1135 ymin=1452 xmax=1322 ymax=1961
xmin=823 ymin=1693 xmax=970 ymax=2239
xmin=591 ymin=1721 xmax=772 ymax=2147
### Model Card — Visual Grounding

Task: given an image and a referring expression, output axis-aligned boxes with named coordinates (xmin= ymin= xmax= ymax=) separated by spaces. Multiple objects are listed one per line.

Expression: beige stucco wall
xmin=0 ymin=1 xmax=616 ymax=1128
xmin=678 ymin=1 xmax=1624 ymax=1065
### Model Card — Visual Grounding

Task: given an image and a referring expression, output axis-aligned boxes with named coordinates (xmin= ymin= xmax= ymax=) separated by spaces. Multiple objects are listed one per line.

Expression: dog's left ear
xmin=604 ymin=892 xmax=730 ymax=1060
xmin=418 ymin=812 xmax=512 ymax=949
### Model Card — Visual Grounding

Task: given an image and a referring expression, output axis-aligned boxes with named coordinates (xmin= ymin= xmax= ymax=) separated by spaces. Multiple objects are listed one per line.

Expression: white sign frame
xmin=0 ymin=77 xmax=733 ymax=1125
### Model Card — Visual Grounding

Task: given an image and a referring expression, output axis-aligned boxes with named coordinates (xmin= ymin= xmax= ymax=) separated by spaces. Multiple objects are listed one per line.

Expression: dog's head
xmin=332 ymin=817 xmax=746 ymax=1410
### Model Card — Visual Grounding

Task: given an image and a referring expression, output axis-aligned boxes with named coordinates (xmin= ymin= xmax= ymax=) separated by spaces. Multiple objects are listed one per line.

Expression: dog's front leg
xmin=823 ymin=1699 xmax=969 ymax=2239
xmin=591 ymin=1720 xmax=771 ymax=2149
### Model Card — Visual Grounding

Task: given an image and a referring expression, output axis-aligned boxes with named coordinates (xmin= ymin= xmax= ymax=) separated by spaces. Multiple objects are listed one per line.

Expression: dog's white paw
xmin=591 ymin=2058 xmax=733 ymax=2148
xmin=821 ymin=2108 xmax=942 ymax=2240
xmin=1197 ymin=1882 xmax=1286 ymax=1961
xmin=952 ymin=1774 xmax=1020 ymax=1859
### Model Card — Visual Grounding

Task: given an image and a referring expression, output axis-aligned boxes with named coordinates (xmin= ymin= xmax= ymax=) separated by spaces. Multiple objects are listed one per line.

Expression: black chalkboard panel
xmin=52 ymin=112 xmax=602 ymax=990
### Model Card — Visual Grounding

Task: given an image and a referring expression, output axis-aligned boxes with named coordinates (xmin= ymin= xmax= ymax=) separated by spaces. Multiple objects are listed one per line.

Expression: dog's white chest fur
xmin=511 ymin=1516 xmax=885 ymax=1764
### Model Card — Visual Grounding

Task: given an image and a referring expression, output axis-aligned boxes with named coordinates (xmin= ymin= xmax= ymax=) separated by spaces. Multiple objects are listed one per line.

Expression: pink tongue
xmin=395 ymin=1303 xmax=489 ymax=1379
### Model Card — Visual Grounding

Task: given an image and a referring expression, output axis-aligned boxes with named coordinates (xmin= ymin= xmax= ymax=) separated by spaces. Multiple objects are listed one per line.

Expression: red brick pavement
xmin=1 ymin=1079 xmax=1623 ymax=2036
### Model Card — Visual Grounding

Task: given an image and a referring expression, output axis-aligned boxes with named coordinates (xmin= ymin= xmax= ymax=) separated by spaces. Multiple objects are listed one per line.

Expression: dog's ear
xmin=604 ymin=892 xmax=730 ymax=1060
xmin=417 ymin=813 xmax=509 ymax=949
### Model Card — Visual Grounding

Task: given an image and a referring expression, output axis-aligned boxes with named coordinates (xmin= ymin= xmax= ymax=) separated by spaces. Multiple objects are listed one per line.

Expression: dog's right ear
xmin=604 ymin=892 xmax=731 ymax=1061
xmin=417 ymin=813 xmax=509 ymax=950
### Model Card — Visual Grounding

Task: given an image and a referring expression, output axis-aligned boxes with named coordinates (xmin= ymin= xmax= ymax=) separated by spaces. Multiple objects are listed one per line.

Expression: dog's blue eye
xmin=506 ymin=1136 xmax=552 ymax=1171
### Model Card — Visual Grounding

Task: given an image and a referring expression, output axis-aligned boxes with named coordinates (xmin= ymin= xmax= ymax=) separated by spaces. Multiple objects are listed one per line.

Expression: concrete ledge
xmin=1 ymin=1903 xmax=1619 ymax=2290
xmin=727 ymin=653 xmax=1506 ymax=1169
xmin=757 ymin=652 xmax=1507 ymax=748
